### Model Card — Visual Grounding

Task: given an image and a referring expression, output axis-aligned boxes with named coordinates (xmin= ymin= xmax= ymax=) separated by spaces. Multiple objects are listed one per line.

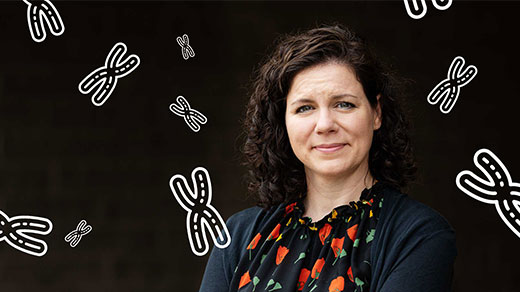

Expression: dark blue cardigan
xmin=199 ymin=187 xmax=457 ymax=292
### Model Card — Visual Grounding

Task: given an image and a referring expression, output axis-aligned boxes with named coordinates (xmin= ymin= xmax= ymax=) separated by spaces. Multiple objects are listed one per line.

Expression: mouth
xmin=313 ymin=143 xmax=346 ymax=153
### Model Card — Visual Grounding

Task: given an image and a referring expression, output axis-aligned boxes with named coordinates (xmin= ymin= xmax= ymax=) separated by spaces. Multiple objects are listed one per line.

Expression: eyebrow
xmin=289 ymin=94 xmax=358 ymax=106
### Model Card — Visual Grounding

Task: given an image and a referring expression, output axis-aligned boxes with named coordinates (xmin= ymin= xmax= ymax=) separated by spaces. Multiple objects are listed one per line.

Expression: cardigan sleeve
xmin=199 ymin=206 xmax=264 ymax=292
xmin=371 ymin=191 xmax=457 ymax=292
xmin=198 ymin=233 xmax=231 ymax=292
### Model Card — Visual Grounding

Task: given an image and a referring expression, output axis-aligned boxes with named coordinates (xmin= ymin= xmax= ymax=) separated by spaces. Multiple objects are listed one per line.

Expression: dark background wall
xmin=0 ymin=1 xmax=518 ymax=291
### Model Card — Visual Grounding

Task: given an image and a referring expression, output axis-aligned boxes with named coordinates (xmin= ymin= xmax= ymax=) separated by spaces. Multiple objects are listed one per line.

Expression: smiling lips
xmin=313 ymin=143 xmax=346 ymax=153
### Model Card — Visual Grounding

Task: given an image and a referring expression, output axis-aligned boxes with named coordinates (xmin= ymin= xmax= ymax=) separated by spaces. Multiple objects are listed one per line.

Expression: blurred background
xmin=0 ymin=1 xmax=518 ymax=291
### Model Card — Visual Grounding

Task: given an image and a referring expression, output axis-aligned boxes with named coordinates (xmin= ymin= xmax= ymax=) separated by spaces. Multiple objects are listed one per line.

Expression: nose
xmin=315 ymin=108 xmax=337 ymax=134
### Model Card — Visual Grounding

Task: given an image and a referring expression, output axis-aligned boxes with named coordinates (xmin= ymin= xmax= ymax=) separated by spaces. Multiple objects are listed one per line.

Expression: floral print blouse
xmin=229 ymin=181 xmax=385 ymax=292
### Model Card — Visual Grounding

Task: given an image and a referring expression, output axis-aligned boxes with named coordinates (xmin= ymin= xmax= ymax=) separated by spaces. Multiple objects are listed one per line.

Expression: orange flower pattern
xmin=231 ymin=182 xmax=385 ymax=292
xmin=276 ymin=245 xmax=289 ymax=265
xmin=331 ymin=236 xmax=345 ymax=257
xmin=247 ymin=233 xmax=261 ymax=250
xmin=311 ymin=258 xmax=325 ymax=279
xmin=239 ymin=270 xmax=251 ymax=289
xmin=285 ymin=202 xmax=297 ymax=216
xmin=267 ymin=224 xmax=281 ymax=241
xmin=246 ymin=233 xmax=262 ymax=260
xmin=319 ymin=223 xmax=332 ymax=245
xmin=347 ymin=224 xmax=358 ymax=242
xmin=347 ymin=266 xmax=354 ymax=283
xmin=297 ymin=268 xmax=310 ymax=290
xmin=329 ymin=276 xmax=345 ymax=292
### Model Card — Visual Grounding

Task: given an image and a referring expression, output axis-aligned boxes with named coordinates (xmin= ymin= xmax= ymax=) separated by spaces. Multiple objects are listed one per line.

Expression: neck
xmin=302 ymin=166 xmax=375 ymax=223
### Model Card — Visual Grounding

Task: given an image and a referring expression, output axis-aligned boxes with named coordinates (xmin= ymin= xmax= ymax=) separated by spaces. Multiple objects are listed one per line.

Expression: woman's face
xmin=285 ymin=62 xmax=381 ymax=180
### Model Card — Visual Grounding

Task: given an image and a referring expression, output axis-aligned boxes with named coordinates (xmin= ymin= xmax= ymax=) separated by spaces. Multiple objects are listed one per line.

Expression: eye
xmin=336 ymin=102 xmax=355 ymax=109
xmin=296 ymin=105 xmax=313 ymax=113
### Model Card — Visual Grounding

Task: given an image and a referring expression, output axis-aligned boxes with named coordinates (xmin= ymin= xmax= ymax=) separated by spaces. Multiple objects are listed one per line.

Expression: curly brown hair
xmin=242 ymin=24 xmax=417 ymax=209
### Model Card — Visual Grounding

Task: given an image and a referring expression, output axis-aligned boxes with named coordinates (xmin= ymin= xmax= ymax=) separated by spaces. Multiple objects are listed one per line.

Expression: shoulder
xmin=199 ymin=206 xmax=272 ymax=292
xmin=227 ymin=205 xmax=265 ymax=226
xmin=226 ymin=203 xmax=283 ymax=241
xmin=377 ymin=186 xmax=455 ymax=237
xmin=370 ymin=186 xmax=457 ymax=290
xmin=371 ymin=185 xmax=458 ymax=266
xmin=379 ymin=188 xmax=454 ymax=236
xmin=226 ymin=205 xmax=275 ymax=233
xmin=226 ymin=205 xmax=265 ymax=243
xmin=224 ymin=203 xmax=282 ymax=257
xmin=371 ymin=185 xmax=457 ymax=270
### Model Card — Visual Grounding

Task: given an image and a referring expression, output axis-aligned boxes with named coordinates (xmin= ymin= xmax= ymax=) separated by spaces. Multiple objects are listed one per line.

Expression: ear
xmin=373 ymin=94 xmax=382 ymax=130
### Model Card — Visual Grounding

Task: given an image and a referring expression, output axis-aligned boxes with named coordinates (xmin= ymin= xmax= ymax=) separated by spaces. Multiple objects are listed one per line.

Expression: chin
xmin=309 ymin=164 xmax=351 ymax=178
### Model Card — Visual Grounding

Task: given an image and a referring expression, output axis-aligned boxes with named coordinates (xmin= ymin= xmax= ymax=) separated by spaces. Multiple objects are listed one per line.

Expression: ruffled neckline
xmin=288 ymin=181 xmax=385 ymax=229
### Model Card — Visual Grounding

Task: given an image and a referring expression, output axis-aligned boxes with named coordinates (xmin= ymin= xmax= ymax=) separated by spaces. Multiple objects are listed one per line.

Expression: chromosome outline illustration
xmin=78 ymin=42 xmax=140 ymax=106
xmin=0 ymin=210 xmax=53 ymax=257
xmin=64 ymin=219 xmax=92 ymax=248
xmin=169 ymin=96 xmax=207 ymax=132
xmin=176 ymin=34 xmax=195 ymax=60
xmin=456 ymin=149 xmax=520 ymax=239
xmin=23 ymin=0 xmax=65 ymax=42
xmin=427 ymin=56 xmax=478 ymax=114
xmin=169 ymin=166 xmax=231 ymax=256
xmin=403 ymin=0 xmax=452 ymax=19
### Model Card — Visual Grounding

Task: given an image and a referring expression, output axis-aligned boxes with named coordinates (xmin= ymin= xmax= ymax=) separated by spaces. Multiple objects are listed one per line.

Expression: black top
xmin=199 ymin=182 xmax=457 ymax=292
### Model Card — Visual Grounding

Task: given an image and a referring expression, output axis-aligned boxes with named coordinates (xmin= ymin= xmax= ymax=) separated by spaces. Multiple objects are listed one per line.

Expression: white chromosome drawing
xmin=456 ymin=149 xmax=520 ymax=239
xmin=427 ymin=56 xmax=478 ymax=114
xmin=23 ymin=0 xmax=65 ymax=42
xmin=403 ymin=0 xmax=452 ymax=19
xmin=176 ymin=34 xmax=195 ymax=60
xmin=169 ymin=167 xmax=231 ymax=256
xmin=0 ymin=210 xmax=53 ymax=257
xmin=64 ymin=219 xmax=92 ymax=248
xmin=78 ymin=42 xmax=140 ymax=106
xmin=169 ymin=96 xmax=207 ymax=132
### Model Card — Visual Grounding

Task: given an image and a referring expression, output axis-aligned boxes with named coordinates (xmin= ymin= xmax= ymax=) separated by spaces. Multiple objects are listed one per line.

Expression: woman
xmin=199 ymin=24 xmax=457 ymax=292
